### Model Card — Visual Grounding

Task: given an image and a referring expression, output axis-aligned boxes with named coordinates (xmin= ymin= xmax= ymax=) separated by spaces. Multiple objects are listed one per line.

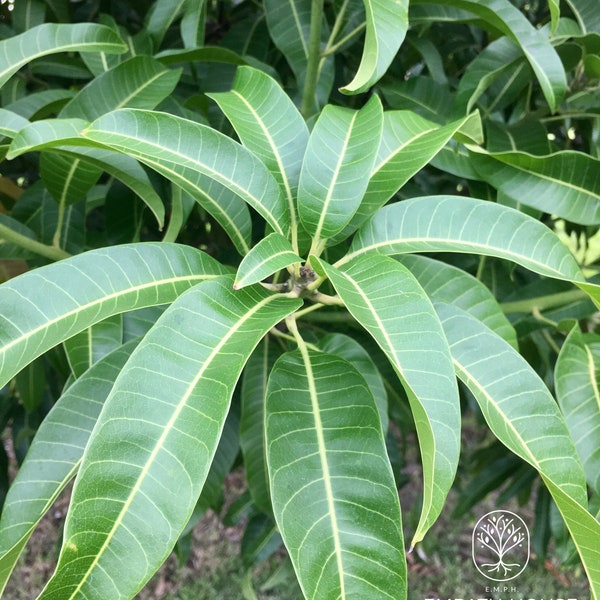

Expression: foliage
xmin=0 ymin=0 xmax=599 ymax=599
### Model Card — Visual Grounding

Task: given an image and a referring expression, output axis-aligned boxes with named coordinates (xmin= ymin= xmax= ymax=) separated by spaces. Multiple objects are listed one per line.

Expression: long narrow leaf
xmin=0 ymin=341 xmax=138 ymax=596
xmin=0 ymin=243 xmax=228 ymax=389
xmin=0 ymin=23 xmax=126 ymax=90
xmin=266 ymin=348 xmax=405 ymax=599
xmin=39 ymin=278 xmax=301 ymax=599
xmin=317 ymin=254 xmax=460 ymax=545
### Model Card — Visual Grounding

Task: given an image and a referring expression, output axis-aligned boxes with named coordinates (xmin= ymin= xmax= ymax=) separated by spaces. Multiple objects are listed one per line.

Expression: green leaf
xmin=40 ymin=278 xmax=301 ymax=599
xmin=470 ymin=148 xmax=600 ymax=226
xmin=234 ymin=233 xmax=301 ymax=290
xmin=4 ymin=89 xmax=75 ymax=120
xmin=555 ymin=326 xmax=600 ymax=494
xmin=335 ymin=110 xmax=482 ymax=241
xmin=0 ymin=243 xmax=228 ymax=389
xmin=63 ymin=315 xmax=123 ymax=378
xmin=83 ymin=109 xmax=288 ymax=238
xmin=398 ymin=254 xmax=517 ymax=348
xmin=0 ymin=341 xmax=138 ymax=596
xmin=381 ymin=77 xmax=453 ymax=123
xmin=0 ymin=23 xmax=127 ymax=90
xmin=317 ymin=333 xmax=388 ymax=433
xmin=0 ymin=109 xmax=29 ymax=138
xmin=11 ymin=0 xmax=46 ymax=34
xmin=60 ymin=56 xmax=182 ymax=121
xmin=564 ymin=0 xmax=600 ymax=34
xmin=146 ymin=0 xmax=187 ymax=47
xmin=317 ymin=254 xmax=460 ymax=545
xmin=346 ymin=195 xmax=585 ymax=283
xmin=266 ymin=348 xmax=406 ymax=599
xmin=413 ymin=0 xmax=567 ymax=111
xmin=436 ymin=302 xmax=599 ymax=599
xmin=181 ymin=0 xmax=207 ymax=48
xmin=341 ymin=0 xmax=409 ymax=94
xmin=208 ymin=65 xmax=309 ymax=244
xmin=298 ymin=95 xmax=383 ymax=249
xmin=240 ymin=338 xmax=282 ymax=515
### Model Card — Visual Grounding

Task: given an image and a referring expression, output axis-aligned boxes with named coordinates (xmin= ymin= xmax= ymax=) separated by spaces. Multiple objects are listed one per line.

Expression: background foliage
xmin=0 ymin=0 xmax=599 ymax=599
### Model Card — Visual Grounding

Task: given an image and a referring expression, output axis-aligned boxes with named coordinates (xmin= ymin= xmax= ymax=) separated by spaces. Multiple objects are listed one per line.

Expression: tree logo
xmin=472 ymin=510 xmax=529 ymax=581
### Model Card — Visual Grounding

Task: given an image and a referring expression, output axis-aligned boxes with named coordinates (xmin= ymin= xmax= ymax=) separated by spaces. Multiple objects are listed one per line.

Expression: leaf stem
xmin=500 ymin=289 xmax=588 ymax=314
xmin=322 ymin=23 xmax=366 ymax=57
xmin=0 ymin=222 xmax=71 ymax=261
xmin=300 ymin=0 xmax=325 ymax=119
xmin=52 ymin=198 xmax=66 ymax=249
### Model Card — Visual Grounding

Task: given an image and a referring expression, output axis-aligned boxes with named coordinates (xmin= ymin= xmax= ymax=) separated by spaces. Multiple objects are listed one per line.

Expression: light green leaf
xmin=0 ymin=243 xmax=228 ymax=389
xmin=346 ymin=196 xmax=585 ymax=283
xmin=298 ymin=95 xmax=383 ymax=249
xmin=470 ymin=148 xmax=600 ymax=226
xmin=341 ymin=0 xmax=409 ymax=94
xmin=181 ymin=0 xmax=207 ymax=48
xmin=317 ymin=254 xmax=460 ymax=545
xmin=318 ymin=333 xmax=388 ymax=433
xmin=83 ymin=109 xmax=288 ymax=237
xmin=413 ymin=0 xmax=567 ymax=111
xmin=266 ymin=348 xmax=405 ymax=599
xmin=234 ymin=233 xmax=301 ymax=290
xmin=555 ymin=326 xmax=600 ymax=494
xmin=0 ymin=23 xmax=127 ymax=90
xmin=63 ymin=315 xmax=123 ymax=378
xmin=335 ymin=111 xmax=482 ymax=241
xmin=208 ymin=65 xmax=309 ymax=245
xmin=0 ymin=341 xmax=137 ymax=596
xmin=60 ymin=56 xmax=182 ymax=121
xmin=39 ymin=278 xmax=301 ymax=599
xmin=0 ymin=109 xmax=29 ymax=138
xmin=398 ymin=254 xmax=517 ymax=348
xmin=240 ymin=338 xmax=282 ymax=515
xmin=436 ymin=302 xmax=599 ymax=599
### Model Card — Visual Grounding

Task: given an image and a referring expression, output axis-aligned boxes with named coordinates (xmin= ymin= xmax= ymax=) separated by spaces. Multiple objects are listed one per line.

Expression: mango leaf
xmin=436 ymin=302 xmax=599 ymax=600
xmin=11 ymin=0 xmax=46 ymax=34
xmin=39 ymin=278 xmax=301 ymax=599
xmin=381 ymin=77 xmax=453 ymax=123
xmin=341 ymin=0 xmax=409 ymax=94
xmin=398 ymin=254 xmax=517 ymax=348
xmin=298 ymin=95 xmax=382 ymax=249
xmin=83 ymin=109 xmax=288 ymax=238
xmin=469 ymin=148 xmax=600 ymax=226
xmin=335 ymin=110 xmax=482 ymax=241
xmin=266 ymin=348 xmax=405 ymax=599
xmin=240 ymin=338 xmax=282 ymax=515
xmin=346 ymin=196 xmax=585 ymax=284
xmin=564 ymin=0 xmax=600 ymax=34
xmin=145 ymin=0 xmax=187 ymax=47
xmin=0 ymin=23 xmax=127 ymax=90
xmin=60 ymin=56 xmax=182 ymax=120
xmin=412 ymin=0 xmax=567 ymax=111
xmin=208 ymin=65 xmax=309 ymax=244
xmin=263 ymin=0 xmax=334 ymax=112
xmin=4 ymin=89 xmax=75 ymax=120
xmin=0 ymin=243 xmax=228 ymax=389
xmin=0 ymin=341 xmax=138 ymax=596
xmin=234 ymin=233 xmax=301 ymax=290
xmin=181 ymin=0 xmax=206 ymax=48
xmin=555 ymin=326 xmax=600 ymax=494
xmin=0 ymin=109 xmax=29 ymax=138
xmin=63 ymin=315 xmax=123 ymax=378
xmin=317 ymin=254 xmax=460 ymax=545
xmin=317 ymin=333 xmax=388 ymax=433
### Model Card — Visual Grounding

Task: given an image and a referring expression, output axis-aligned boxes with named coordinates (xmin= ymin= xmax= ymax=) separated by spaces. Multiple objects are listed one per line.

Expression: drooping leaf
xmin=317 ymin=254 xmax=460 ymax=545
xmin=266 ymin=348 xmax=405 ymax=599
xmin=83 ymin=109 xmax=289 ymax=237
xmin=0 ymin=243 xmax=228 ymax=389
xmin=11 ymin=0 xmax=46 ymax=34
xmin=145 ymin=0 xmax=187 ymax=47
xmin=63 ymin=315 xmax=123 ymax=378
xmin=39 ymin=278 xmax=301 ymax=599
xmin=564 ymin=0 xmax=600 ymax=34
xmin=436 ymin=302 xmax=599 ymax=599
xmin=341 ymin=0 xmax=409 ymax=94
xmin=0 ymin=341 xmax=138 ymax=596
xmin=234 ymin=233 xmax=301 ymax=290
xmin=469 ymin=148 xmax=600 ymax=225
xmin=298 ymin=95 xmax=383 ymax=249
xmin=555 ymin=326 xmax=600 ymax=494
xmin=412 ymin=0 xmax=567 ymax=111
xmin=346 ymin=196 xmax=585 ymax=284
xmin=4 ymin=89 xmax=75 ymax=119
xmin=60 ymin=56 xmax=182 ymax=121
xmin=0 ymin=23 xmax=127 ymax=90
xmin=180 ymin=0 xmax=207 ymax=48
xmin=240 ymin=338 xmax=282 ymax=515
xmin=398 ymin=254 xmax=517 ymax=348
